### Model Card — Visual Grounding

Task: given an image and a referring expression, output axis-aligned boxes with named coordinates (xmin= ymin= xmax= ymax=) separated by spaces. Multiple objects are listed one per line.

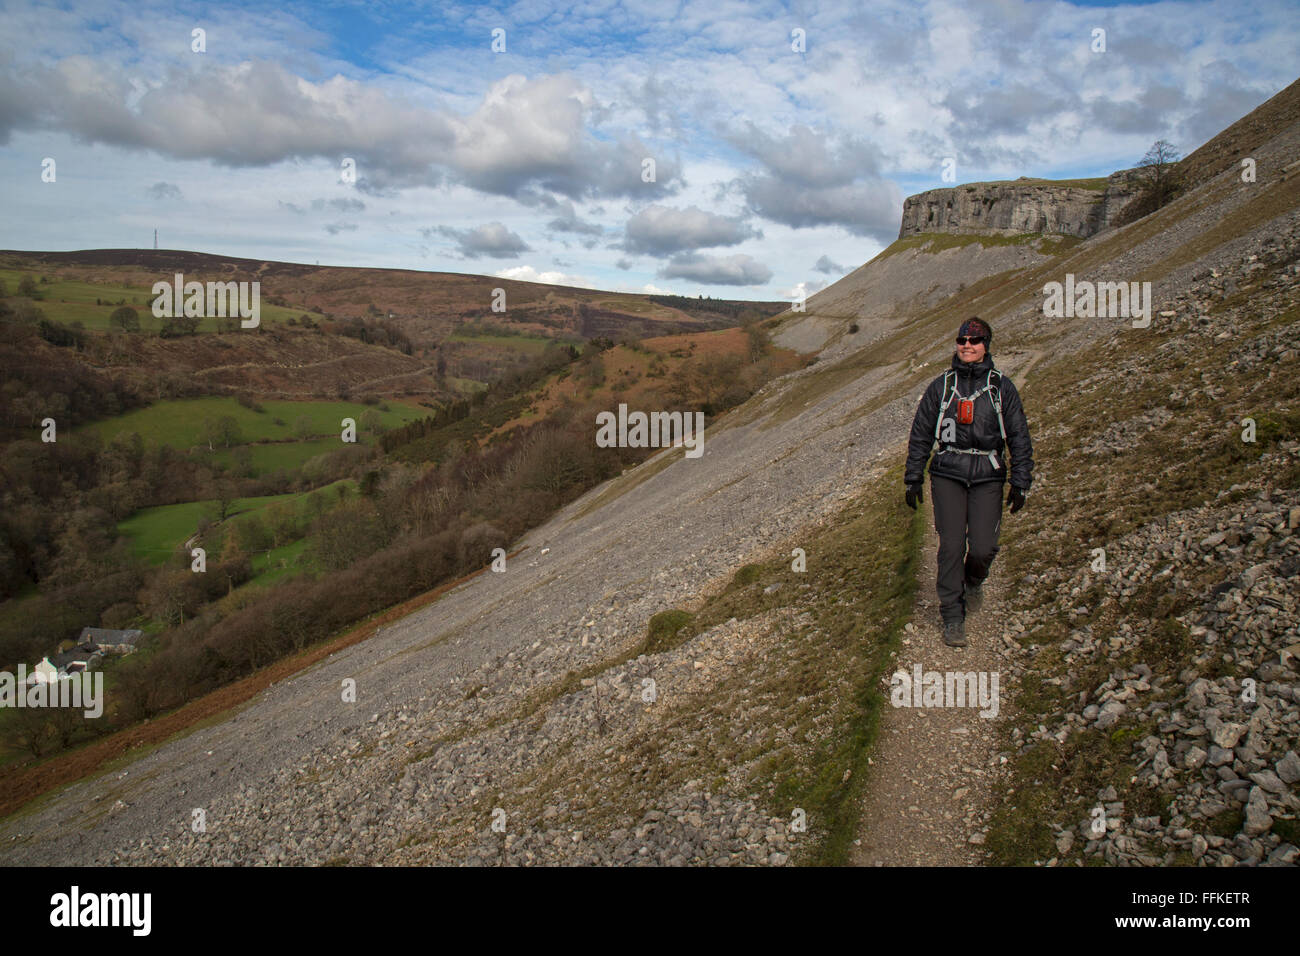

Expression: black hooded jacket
xmin=904 ymin=351 xmax=1033 ymax=490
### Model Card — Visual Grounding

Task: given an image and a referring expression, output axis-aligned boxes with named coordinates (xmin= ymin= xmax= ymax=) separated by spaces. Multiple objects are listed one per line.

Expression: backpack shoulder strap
xmin=988 ymin=369 xmax=1007 ymax=441
xmin=933 ymin=370 xmax=956 ymax=441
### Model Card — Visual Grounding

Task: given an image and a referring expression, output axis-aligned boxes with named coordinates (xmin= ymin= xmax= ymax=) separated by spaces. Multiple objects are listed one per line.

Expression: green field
xmin=118 ymin=480 xmax=355 ymax=564
xmin=0 ymin=268 xmax=323 ymax=330
xmin=245 ymin=538 xmax=312 ymax=588
xmin=208 ymin=437 xmax=351 ymax=475
xmin=118 ymin=492 xmax=291 ymax=563
xmin=78 ymin=397 xmax=427 ymax=451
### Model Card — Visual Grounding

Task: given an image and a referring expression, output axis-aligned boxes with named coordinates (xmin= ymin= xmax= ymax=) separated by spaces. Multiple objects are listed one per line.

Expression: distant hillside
xmin=0 ymin=249 xmax=787 ymax=351
xmin=0 ymin=249 xmax=789 ymax=434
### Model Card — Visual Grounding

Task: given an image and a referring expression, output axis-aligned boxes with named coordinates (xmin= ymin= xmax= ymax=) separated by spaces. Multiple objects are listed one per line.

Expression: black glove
xmin=1007 ymin=485 xmax=1027 ymax=513
xmin=905 ymin=482 xmax=923 ymax=510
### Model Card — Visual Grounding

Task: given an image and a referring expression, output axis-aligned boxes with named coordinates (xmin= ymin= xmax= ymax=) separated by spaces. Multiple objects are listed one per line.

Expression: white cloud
xmin=493 ymin=264 xmax=602 ymax=289
xmin=623 ymin=203 xmax=759 ymax=254
xmin=659 ymin=252 xmax=772 ymax=286
xmin=431 ymin=221 xmax=531 ymax=259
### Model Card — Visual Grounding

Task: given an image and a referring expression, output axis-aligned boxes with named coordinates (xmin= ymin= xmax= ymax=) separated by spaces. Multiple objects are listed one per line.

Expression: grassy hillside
xmin=117 ymin=479 xmax=356 ymax=564
xmin=0 ymin=267 xmax=322 ymax=330
xmin=78 ymin=396 xmax=426 ymax=449
xmin=873 ymin=231 xmax=1084 ymax=262
xmin=0 ymin=251 xmax=785 ymax=353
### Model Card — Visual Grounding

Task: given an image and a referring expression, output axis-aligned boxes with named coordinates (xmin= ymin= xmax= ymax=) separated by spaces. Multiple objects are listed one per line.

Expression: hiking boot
xmin=942 ymin=619 xmax=967 ymax=647
xmin=964 ymin=579 xmax=984 ymax=615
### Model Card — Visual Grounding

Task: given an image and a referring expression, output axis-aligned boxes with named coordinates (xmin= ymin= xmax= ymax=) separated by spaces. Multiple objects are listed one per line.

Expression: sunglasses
xmin=955 ymin=336 xmax=986 ymax=345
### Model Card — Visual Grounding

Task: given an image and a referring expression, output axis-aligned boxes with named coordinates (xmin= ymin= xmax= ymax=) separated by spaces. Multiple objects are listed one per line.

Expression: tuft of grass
xmin=640 ymin=609 xmax=696 ymax=655
xmin=1146 ymin=619 xmax=1194 ymax=669
xmin=1208 ymin=808 xmax=1245 ymax=839
xmin=1271 ymin=817 xmax=1299 ymax=844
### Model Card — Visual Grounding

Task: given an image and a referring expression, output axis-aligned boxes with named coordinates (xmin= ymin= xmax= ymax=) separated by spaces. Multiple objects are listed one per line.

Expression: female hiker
xmin=903 ymin=317 xmax=1034 ymax=647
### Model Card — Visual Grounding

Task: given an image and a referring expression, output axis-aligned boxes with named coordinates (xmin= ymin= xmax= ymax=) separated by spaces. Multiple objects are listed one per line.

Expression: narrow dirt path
xmin=849 ymin=517 xmax=1008 ymax=865
xmin=849 ymin=349 xmax=1039 ymax=866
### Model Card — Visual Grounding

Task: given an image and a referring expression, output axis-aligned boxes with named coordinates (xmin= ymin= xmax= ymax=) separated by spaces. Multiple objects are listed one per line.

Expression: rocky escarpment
xmin=899 ymin=169 xmax=1143 ymax=240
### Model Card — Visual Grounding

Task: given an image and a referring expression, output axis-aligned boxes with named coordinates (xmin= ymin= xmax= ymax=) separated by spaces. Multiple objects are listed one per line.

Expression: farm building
xmin=78 ymin=627 xmax=142 ymax=654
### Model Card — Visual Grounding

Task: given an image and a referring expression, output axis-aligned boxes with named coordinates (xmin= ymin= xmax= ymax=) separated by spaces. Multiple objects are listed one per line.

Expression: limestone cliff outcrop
xmin=898 ymin=169 xmax=1142 ymax=240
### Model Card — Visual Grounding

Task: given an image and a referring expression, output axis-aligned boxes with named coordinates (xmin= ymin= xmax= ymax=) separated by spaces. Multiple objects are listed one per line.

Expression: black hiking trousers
xmin=930 ymin=474 xmax=1003 ymax=624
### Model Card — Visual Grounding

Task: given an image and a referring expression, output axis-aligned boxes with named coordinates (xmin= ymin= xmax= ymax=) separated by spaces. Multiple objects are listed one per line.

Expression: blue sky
xmin=0 ymin=0 xmax=1295 ymax=300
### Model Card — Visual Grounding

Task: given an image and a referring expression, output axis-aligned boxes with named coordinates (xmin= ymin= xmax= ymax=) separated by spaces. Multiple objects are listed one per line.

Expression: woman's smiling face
xmin=957 ymin=336 xmax=986 ymax=362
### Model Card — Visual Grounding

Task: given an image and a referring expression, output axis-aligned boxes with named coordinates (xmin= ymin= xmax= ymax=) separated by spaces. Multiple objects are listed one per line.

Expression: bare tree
xmin=215 ymin=482 xmax=238 ymax=523
xmin=202 ymin=415 xmax=241 ymax=450
xmin=744 ymin=319 xmax=771 ymax=363
xmin=109 ymin=305 xmax=140 ymax=331
xmin=1137 ymin=139 xmax=1182 ymax=210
